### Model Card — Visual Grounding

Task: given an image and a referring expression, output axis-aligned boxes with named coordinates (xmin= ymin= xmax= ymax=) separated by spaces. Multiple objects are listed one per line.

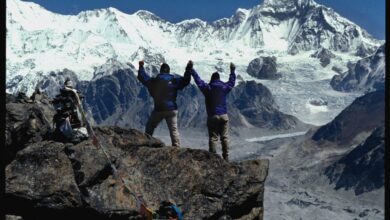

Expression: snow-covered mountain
xmin=330 ymin=43 xmax=385 ymax=92
xmin=6 ymin=0 xmax=383 ymax=126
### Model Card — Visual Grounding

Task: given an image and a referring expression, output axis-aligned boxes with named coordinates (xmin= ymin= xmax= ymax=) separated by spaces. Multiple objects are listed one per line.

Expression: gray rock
xmin=310 ymin=47 xmax=336 ymax=67
xmin=5 ymin=125 xmax=269 ymax=219
xmin=6 ymin=141 xmax=83 ymax=209
xmin=228 ymin=81 xmax=300 ymax=129
xmin=325 ymin=126 xmax=384 ymax=195
xmin=5 ymin=92 xmax=55 ymax=165
xmin=246 ymin=57 xmax=280 ymax=80
xmin=330 ymin=44 xmax=385 ymax=92
xmin=331 ymin=66 xmax=344 ymax=74
xmin=35 ymin=69 xmax=81 ymax=98
xmin=355 ymin=43 xmax=377 ymax=58
xmin=312 ymin=90 xmax=385 ymax=146
xmin=288 ymin=45 xmax=299 ymax=55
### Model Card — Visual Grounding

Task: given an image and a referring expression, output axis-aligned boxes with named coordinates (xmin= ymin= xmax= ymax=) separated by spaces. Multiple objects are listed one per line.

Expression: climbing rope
xmin=79 ymin=103 xmax=156 ymax=219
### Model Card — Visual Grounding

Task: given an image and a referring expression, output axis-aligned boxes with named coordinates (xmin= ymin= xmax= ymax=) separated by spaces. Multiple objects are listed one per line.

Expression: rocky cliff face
xmin=80 ymin=69 xmax=302 ymax=130
xmin=330 ymin=44 xmax=385 ymax=92
xmin=311 ymin=90 xmax=385 ymax=146
xmin=5 ymin=92 xmax=55 ymax=165
xmin=228 ymin=81 xmax=299 ymax=129
xmin=5 ymin=93 xmax=269 ymax=219
xmin=324 ymin=126 xmax=384 ymax=195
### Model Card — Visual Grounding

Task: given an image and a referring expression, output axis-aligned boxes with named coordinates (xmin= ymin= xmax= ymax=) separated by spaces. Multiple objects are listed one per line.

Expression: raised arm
xmin=187 ymin=61 xmax=210 ymax=92
xmin=175 ymin=68 xmax=191 ymax=90
xmin=224 ymin=62 xmax=236 ymax=91
xmin=137 ymin=61 xmax=151 ymax=87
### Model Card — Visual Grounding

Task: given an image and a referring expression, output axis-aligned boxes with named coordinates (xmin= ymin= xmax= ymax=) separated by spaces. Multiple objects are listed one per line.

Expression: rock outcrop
xmin=325 ymin=126 xmax=384 ymax=195
xmin=312 ymin=90 xmax=384 ymax=146
xmin=34 ymin=69 xmax=82 ymax=98
xmin=330 ymin=44 xmax=385 ymax=92
xmin=228 ymin=81 xmax=299 ymax=129
xmin=19 ymin=67 xmax=302 ymax=132
xmin=355 ymin=43 xmax=377 ymax=58
xmin=5 ymin=92 xmax=56 ymax=165
xmin=310 ymin=47 xmax=336 ymax=67
xmin=5 ymin=93 xmax=269 ymax=220
xmin=246 ymin=57 xmax=280 ymax=80
xmin=81 ymin=69 xmax=302 ymax=130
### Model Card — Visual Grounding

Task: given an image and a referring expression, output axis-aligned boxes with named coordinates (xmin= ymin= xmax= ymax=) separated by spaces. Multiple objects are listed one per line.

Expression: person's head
xmin=64 ymin=78 xmax=73 ymax=88
xmin=160 ymin=63 xmax=170 ymax=73
xmin=210 ymin=72 xmax=220 ymax=83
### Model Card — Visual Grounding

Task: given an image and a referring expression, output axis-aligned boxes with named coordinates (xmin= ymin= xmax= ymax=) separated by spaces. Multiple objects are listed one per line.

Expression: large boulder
xmin=5 ymin=126 xmax=269 ymax=219
xmin=310 ymin=47 xmax=336 ymax=67
xmin=246 ymin=57 xmax=280 ymax=80
xmin=5 ymin=92 xmax=56 ymax=165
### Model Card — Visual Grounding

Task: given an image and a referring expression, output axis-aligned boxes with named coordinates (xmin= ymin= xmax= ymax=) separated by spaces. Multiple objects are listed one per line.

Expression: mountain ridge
xmin=7 ymin=0 xmax=382 ymax=95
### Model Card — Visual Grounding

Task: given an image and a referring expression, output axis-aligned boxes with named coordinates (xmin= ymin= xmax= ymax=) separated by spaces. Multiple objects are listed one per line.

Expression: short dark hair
xmin=160 ymin=63 xmax=170 ymax=73
xmin=210 ymin=72 xmax=220 ymax=82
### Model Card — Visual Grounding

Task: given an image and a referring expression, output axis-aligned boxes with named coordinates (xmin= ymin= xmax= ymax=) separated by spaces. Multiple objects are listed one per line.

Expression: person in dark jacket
xmin=189 ymin=61 xmax=236 ymax=161
xmin=137 ymin=61 xmax=191 ymax=147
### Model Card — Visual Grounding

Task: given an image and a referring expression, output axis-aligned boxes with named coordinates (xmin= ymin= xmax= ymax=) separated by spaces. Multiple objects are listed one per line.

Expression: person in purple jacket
xmin=188 ymin=61 xmax=236 ymax=161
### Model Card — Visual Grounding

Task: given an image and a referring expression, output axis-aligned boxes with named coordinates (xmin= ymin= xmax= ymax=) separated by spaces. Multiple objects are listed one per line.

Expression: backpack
xmin=156 ymin=201 xmax=183 ymax=220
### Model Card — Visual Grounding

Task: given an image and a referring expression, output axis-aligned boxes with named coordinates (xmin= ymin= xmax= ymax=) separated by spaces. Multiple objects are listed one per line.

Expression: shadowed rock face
xmin=325 ymin=126 xmax=384 ymax=195
xmin=5 ymin=92 xmax=56 ymax=165
xmin=34 ymin=69 xmax=82 ymax=98
xmin=228 ymin=81 xmax=299 ymax=129
xmin=310 ymin=47 xmax=336 ymax=67
xmin=5 ymin=95 xmax=269 ymax=219
xmin=312 ymin=90 xmax=384 ymax=146
xmin=246 ymin=57 xmax=280 ymax=80
xmin=355 ymin=43 xmax=377 ymax=58
xmin=81 ymin=69 xmax=302 ymax=130
xmin=330 ymin=44 xmax=385 ymax=92
xmin=79 ymin=69 xmax=302 ymax=131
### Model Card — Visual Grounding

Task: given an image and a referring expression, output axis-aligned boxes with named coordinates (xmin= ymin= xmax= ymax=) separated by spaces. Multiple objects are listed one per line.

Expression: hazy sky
xmin=21 ymin=0 xmax=385 ymax=39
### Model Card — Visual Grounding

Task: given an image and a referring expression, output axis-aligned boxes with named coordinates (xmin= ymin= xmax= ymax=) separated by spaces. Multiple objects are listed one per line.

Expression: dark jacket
xmin=191 ymin=69 xmax=236 ymax=116
xmin=138 ymin=67 xmax=191 ymax=111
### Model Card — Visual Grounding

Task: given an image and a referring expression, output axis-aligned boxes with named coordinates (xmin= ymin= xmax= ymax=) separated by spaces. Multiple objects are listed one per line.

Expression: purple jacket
xmin=191 ymin=69 xmax=236 ymax=116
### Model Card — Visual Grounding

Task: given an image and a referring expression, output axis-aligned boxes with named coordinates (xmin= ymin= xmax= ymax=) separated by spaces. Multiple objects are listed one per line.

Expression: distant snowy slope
xmin=6 ymin=0 xmax=384 ymax=126
xmin=6 ymin=0 xmax=380 ymax=86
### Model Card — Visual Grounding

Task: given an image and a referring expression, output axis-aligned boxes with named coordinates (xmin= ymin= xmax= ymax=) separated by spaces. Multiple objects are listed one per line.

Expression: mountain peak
xmin=236 ymin=8 xmax=250 ymax=15
xmin=263 ymin=0 xmax=315 ymax=6
xmin=135 ymin=10 xmax=162 ymax=21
